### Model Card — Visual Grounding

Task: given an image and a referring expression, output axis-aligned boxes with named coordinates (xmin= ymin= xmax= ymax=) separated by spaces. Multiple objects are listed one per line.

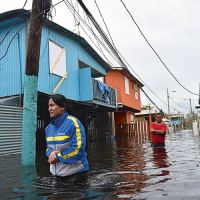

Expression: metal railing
xmin=93 ymin=79 xmax=117 ymax=106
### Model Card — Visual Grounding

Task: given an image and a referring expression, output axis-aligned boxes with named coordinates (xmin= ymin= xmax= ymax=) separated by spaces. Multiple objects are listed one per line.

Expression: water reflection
xmin=150 ymin=147 xmax=171 ymax=185
xmin=152 ymin=147 xmax=168 ymax=169
xmin=2 ymin=130 xmax=200 ymax=199
xmin=112 ymin=136 xmax=149 ymax=198
xmin=34 ymin=174 xmax=89 ymax=200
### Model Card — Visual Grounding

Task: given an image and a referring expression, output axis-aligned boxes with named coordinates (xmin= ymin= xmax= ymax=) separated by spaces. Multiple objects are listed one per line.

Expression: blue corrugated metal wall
xmin=0 ymin=20 xmax=106 ymax=102
xmin=38 ymin=26 xmax=80 ymax=100
xmin=79 ymin=67 xmax=93 ymax=101
xmin=0 ymin=19 xmax=26 ymax=97
xmin=38 ymin=26 xmax=106 ymax=101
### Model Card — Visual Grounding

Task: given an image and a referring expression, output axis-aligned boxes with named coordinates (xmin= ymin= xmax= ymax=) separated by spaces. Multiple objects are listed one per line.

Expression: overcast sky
xmin=1 ymin=0 xmax=200 ymax=114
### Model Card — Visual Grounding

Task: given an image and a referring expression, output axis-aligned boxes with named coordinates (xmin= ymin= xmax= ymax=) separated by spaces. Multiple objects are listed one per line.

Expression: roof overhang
xmin=110 ymin=67 xmax=144 ymax=87
xmin=117 ymin=104 xmax=141 ymax=113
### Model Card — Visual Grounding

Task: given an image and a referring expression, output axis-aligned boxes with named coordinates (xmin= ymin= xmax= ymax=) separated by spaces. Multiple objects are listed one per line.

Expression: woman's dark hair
xmin=49 ymin=94 xmax=75 ymax=115
xmin=49 ymin=94 xmax=67 ymax=109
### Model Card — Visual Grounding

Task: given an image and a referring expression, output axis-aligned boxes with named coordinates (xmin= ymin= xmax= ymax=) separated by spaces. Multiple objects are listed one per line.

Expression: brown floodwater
xmin=1 ymin=130 xmax=200 ymax=199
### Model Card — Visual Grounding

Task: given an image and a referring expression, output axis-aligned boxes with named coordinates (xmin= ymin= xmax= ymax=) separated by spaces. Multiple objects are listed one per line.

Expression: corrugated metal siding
xmin=38 ymin=27 xmax=106 ymax=101
xmin=38 ymin=27 xmax=80 ymax=100
xmin=0 ymin=105 xmax=23 ymax=156
xmin=0 ymin=20 xmax=26 ymax=97
xmin=0 ymin=19 xmax=107 ymax=102
xmin=79 ymin=67 xmax=92 ymax=101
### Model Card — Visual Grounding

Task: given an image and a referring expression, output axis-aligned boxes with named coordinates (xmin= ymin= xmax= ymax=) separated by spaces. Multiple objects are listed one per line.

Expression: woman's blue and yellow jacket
xmin=45 ymin=112 xmax=89 ymax=176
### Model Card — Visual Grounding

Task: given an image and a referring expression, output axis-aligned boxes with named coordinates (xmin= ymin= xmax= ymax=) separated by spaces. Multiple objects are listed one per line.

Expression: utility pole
xmin=198 ymin=83 xmax=200 ymax=106
xmin=189 ymin=98 xmax=192 ymax=114
xmin=195 ymin=83 xmax=200 ymax=109
xmin=167 ymin=88 xmax=170 ymax=116
xmin=21 ymin=0 xmax=51 ymax=165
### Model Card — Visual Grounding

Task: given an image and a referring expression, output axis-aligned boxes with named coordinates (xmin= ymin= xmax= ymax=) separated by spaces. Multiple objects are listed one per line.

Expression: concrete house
xmin=105 ymin=67 xmax=143 ymax=135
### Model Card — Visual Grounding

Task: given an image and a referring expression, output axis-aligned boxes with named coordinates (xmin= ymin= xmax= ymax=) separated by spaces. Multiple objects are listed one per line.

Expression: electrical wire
xmin=140 ymin=87 xmax=160 ymax=111
xmin=73 ymin=0 xmax=181 ymax=113
xmin=169 ymin=96 xmax=190 ymax=110
xmin=170 ymin=96 xmax=198 ymax=101
xmin=0 ymin=0 xmax=28 ymax=47
xmin=89 ymin=0 xmax=192 ymax=112
xmin=0 ymin=26 xmax=24 ymax=61
xmin=88 ymin=0 xmax=178 ymax=113
xmin=119 ymin=0 xmax=198 ymax=96
xmin=75 ymin=0 xmax=80 ymax=35
xmin=93 ymin=0 xmax=117 ymax=50
xmin=0 ymin=0 xmax=64 ymax=61
xmin=71 ymin=0 xmax=109 ymax=62
xmin=65 ymin=0 xmax=162 ymax=111
xmin=66 ymin=0 xmax=132 ymax=69
xmin=64 ymin=0 xmax=119 ymax=66
xmin=92 ymin=0 xmax=165 ymax=110
xmin=93 ymin=0 xmax=128 ymax=67
xmin=71 ymin=0 xmax=185 ymax=114
xmin=65 ymin=0 xmax=113 ymax=65
xmin=83 ymin=11 xmax=115 ymax=66
xmin=66 ymin=0 xmax=114 ymax=66
xmin=77 ymin=0 xmax=127 ymax=69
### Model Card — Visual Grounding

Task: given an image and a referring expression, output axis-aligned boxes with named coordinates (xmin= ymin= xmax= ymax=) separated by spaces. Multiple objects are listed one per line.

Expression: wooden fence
xmin=115 ymin=120 xmax=149 ymax=142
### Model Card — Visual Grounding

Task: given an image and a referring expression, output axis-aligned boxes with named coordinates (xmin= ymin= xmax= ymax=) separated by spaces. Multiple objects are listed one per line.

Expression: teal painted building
xmin=0 ymin=9 xmax=117 ymax=155
xmin=0 ymin=9 xmax=116 ymax=105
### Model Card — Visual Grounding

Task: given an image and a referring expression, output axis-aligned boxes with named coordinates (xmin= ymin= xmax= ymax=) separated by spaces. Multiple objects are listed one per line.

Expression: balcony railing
xmin=93 ymin=79 xmax=117 ymax=107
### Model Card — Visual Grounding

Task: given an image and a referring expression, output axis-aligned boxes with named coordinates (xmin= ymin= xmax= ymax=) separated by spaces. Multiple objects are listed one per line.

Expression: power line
xmin=72 ymin=0 xmax=180 ymax=113
xmin=0 ymin=0 xmax=64 ymax=61
xmin=140 ymin=87 xmax=160 ymax=111
xmin=91 ymin=0 xmax=181 ymax=113
xmin=64 ymin=1 xmax=161 ymax=110
xmin=79 ymin=1 xmax=114 ymax=66
xmin=64 ymin=0 xmax=120 ymax=66
xmin=67 ymin=0 xmax=138 ymax=71
xmin=83 ymin=14 xmax=114 ymax=67
xmin=0 ymin=0 xmax=28 ymax=47
xmin=90 ymin=0 xmax=176 ymax=111
xmin=74 ymin=0 xmax=184 ymax=114
xmin=0 ymin=26 xmax=24 ymax=61
xmin=65 ymin=0 xmax=115 ymax=66
xmin=77 ymin=0 xmax=127 ymax=69
xmin=93 ymin=0 xmax=117 ymax=50
xmin=169 ymin=96 xmax=190 ymax=110
xmin=68 ymin=0 xmax=163 ymax=111
xmin=93 ymin=0 xmax=129 ymax=68
xmin=170 ymin=96 xmax=198 ymax=101
xmin=119 ymin=0 xmax=198 ymax=96
xmin=64 ymin=0 xmax=116 ymax=65
xmin=92 ymin=0 xmax=164 ymax=110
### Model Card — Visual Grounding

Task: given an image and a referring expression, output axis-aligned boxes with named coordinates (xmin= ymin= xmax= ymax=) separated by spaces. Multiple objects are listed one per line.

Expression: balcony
xmin=92 ymin=79 xmax=117 ymax=108
xmin=79 ymin=67 xmax=117 ymax=109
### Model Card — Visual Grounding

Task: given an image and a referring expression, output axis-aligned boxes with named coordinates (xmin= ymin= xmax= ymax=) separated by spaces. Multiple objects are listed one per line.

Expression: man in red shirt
xmin=150 ymin=113 xmax=167 ymax=147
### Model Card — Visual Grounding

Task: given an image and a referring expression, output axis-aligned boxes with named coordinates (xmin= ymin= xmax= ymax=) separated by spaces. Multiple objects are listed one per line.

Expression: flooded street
xmin=1 ymin=130 xmax=200 ymax=199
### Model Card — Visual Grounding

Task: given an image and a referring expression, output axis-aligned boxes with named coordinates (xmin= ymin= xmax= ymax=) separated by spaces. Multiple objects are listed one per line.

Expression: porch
xmin=92 ymin=79 xmax=117 ymax=109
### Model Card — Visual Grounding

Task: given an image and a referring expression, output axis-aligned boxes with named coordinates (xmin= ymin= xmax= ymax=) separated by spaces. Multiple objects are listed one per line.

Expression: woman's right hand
xmin=48 ymin=151 xmax=60 ymax=164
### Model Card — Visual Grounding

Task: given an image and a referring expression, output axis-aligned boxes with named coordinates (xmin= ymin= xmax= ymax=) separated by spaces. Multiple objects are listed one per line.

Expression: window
xmin=125 ymin=76 xmax=129 ymax=95
xmin=135 ymin=83 xmax=139 ymax=100
xmin=49 ymin=40 xmax=66 ymax=77
xmin=130 ymin=114 xmax=134 ymax=123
